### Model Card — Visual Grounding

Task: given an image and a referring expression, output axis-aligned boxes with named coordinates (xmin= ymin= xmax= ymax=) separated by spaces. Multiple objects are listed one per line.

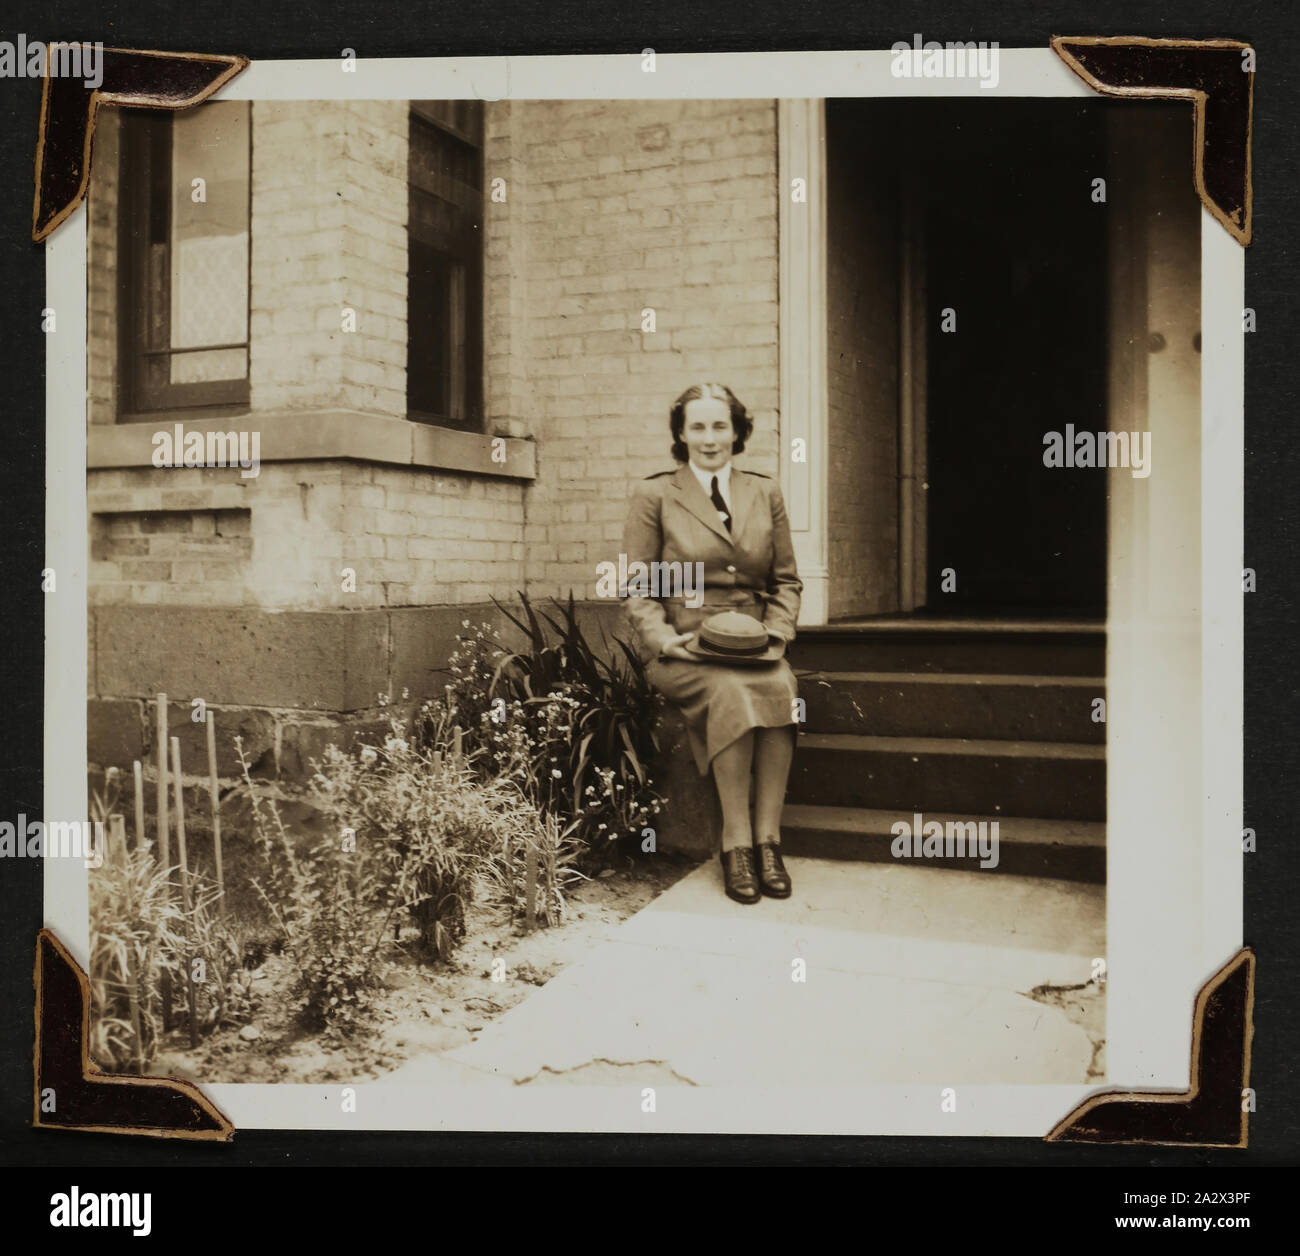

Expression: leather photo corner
xmin=33 ymin=46 xmax=248 ymax=243
xmin=34 ymin=929 xmax=234 ymax=1141
xmin=1046 ymin=948 xmax=1254 ymax=1148
xmin=1051 ymin=35 xmax=1253 ymax=245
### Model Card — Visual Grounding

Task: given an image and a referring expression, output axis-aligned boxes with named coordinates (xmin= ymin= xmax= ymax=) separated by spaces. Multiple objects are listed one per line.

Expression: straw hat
xmin=684 ymin=611 xmax=785 ymax=665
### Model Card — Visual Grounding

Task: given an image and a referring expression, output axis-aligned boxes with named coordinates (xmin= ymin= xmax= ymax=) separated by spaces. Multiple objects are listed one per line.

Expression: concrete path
xmin=381 ymin=858 xmax=1104 ymax=1088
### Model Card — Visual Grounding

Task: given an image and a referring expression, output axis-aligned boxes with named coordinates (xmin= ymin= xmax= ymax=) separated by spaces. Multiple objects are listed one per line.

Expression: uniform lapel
xmin=728 ymin=468 xmax=754 ymax=542
xmin=672 ymin=465 xmax=733 ymax=544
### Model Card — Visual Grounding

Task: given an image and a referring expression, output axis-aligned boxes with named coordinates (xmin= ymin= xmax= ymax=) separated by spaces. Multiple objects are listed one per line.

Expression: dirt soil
xmin=150 ymin=852 xmax=701 ymax=1085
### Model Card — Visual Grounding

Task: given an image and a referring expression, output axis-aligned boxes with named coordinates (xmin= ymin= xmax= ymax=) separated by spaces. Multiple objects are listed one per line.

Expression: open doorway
xmin=825 ymin=98 xmax=1118 ymax=618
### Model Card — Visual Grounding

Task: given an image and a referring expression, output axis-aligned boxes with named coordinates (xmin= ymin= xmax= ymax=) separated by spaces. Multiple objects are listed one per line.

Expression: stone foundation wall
xmin=87 ymin=598 xmax=632 ymax=782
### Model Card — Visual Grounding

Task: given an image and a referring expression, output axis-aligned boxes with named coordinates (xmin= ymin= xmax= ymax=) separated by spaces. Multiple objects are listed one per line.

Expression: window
xmin=118 ymin=102 xmax=251 ymax=417
xmin=407 ymin=101 xmax=484 ymax=430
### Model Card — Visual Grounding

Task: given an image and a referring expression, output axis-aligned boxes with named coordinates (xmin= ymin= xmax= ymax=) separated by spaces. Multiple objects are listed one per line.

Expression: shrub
xmin=310 ymin=714 xmax=561 ymax=955
xmin=237 ymin=736 xmax=398 ymax=1034
xmin=479 ymin=807 xmax=583 ymax=928
xmin=88 ymin=762 xmax=250 ymax=1070
xmin=423 ymin=593 xmax=665 ymax=865
xmin=239 ymin=711 xmax=563 ymax=1033
xmin=186 ymin=879 xmax=254 ymax=1035
xmin=89 ymin=839 xmax=184 ymax=1072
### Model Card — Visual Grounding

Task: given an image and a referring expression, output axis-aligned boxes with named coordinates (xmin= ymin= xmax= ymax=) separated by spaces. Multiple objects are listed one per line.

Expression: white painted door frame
xmin=778 ymin=98 xmax=830 ymax=625
xmin=779 ymin=99 xmax=924 ymax=622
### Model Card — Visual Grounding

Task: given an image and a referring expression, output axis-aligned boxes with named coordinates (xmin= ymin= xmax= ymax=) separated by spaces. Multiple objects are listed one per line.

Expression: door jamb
xmin=899 ymin=167 xmax=928 ymax=611
xmin=778 ymin=98 xmax=830 ymax=625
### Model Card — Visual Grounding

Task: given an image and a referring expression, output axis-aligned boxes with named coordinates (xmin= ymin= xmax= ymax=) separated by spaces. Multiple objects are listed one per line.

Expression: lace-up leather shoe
xmin=755 ymin=841 xmax=792 ymax=898
xmin=720 ymin=846 xmax=761 ymax=904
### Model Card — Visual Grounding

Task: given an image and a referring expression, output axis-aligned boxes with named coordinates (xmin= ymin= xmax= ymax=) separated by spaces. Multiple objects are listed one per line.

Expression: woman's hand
xmin=659 ymin=632 xmax=698 ymax=662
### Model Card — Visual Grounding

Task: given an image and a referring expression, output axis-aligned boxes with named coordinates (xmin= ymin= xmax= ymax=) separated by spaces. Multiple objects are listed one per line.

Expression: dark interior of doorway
xmin=832 ymin=98 xmax=1113 ymax=618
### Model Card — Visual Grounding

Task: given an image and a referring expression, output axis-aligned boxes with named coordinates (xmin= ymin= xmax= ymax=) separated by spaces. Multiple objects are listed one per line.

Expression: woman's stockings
xmin=712 ymin=724 xmax=795 ymax=851
xmin=712 ymin=731 xmax=755 ymax=852
xmin=753 ymin=725 xmax=795 ymax=843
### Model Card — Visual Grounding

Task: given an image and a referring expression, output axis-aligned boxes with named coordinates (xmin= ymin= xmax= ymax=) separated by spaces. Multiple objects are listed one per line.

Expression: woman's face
xmin=681 ymin=396 xmax=736 ymax=472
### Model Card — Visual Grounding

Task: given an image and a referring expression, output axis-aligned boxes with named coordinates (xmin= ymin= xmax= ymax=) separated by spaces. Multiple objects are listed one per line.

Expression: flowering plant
xmin=308 ymin=720 xmax=552 ymax=963
xmin=419 ymin=594 xmax=665 ymax=865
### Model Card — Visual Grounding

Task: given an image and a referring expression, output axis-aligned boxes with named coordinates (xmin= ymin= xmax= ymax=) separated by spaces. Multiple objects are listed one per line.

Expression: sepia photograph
xmin=39 ymin=46 xmax=1240 ymax=1136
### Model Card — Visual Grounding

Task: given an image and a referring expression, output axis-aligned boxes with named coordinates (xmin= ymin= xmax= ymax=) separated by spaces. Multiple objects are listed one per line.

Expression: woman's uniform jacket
xmin=621 ymin=463 xmax=804 ymax=663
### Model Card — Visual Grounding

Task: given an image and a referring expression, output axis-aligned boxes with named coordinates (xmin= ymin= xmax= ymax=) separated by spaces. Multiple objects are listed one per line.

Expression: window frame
xmin=116 ymin=105 xmax=253 ymax=421
xmin=406 ymin=101 xmax=486 ymax=432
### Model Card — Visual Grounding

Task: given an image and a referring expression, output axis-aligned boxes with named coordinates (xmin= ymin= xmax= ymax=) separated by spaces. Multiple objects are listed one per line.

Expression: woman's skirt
xmin=647 ymin=655 xmax=799 ymax=775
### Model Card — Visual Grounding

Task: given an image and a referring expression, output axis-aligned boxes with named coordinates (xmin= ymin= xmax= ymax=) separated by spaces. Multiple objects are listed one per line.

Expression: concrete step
xmin=797 ymin=670 xmax=1106 ymax=742
xmin=788 ymin=732 xmax=1106 ymax=822
xmin=788 ymin=621 xmax=1105 ymax=676
xmin=781 ymin=803 xmax=1105 ymax=883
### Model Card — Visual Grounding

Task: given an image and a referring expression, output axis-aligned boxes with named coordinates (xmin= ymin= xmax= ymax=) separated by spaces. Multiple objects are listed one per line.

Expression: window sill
xmin=88 ymin=410 xmax=536 ymax=481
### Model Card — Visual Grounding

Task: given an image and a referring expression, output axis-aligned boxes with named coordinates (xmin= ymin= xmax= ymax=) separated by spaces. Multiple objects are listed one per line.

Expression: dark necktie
xmin=710 ymin=475 xmax=732 ymax=533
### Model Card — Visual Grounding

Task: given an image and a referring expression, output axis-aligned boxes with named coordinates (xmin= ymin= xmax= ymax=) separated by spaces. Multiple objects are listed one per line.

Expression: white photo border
xmin=45 ymin=46 xmax=1244 ymax=1135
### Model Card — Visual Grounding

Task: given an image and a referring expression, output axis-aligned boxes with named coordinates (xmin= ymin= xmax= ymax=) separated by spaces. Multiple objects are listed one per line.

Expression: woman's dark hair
xmin=668 ymin=382 xmax=754 ymax=463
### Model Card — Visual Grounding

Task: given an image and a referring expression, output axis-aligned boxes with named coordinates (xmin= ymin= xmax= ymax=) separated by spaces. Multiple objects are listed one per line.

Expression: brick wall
xmin=87 ymin=99 xmax=526 ymax=617
xmin=87 ymin=98 xmax=783 ymax=615
xmin=87 ymin=108 xmax=119 ymax=426
xmin=482 ymin=101 xmax=533 ymax=442
xmin=91 ymin=507 xmax=251 ymax=606
xmin=250 ymin=101 xmax=409 ymax=416
xmin=88 ymin=463 xmax=523 ymax=609
xmin=84 ymin=97 xmax=784 ymax=784
xmin=484 ymin=99 xmax=781 ymax=598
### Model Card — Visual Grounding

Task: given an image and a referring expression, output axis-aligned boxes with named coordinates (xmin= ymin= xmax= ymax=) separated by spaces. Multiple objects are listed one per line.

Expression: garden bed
xmin=89 ymin=763 xmax=699 ymax=1083
xmin=88 ymin=599 xmax=694 ymax=1083
xmin=151 ymin=847 xmax=698 ymax=1085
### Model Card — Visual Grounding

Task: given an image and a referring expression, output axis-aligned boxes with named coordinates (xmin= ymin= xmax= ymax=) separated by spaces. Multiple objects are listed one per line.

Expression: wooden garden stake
xmin=155 ymin=695 xmax=170 ymax=868
xmin=132 ymin=760 xmax=145 ymax=851
xmin=205 ymin=711 xmax=225 ymax=913
xmin=168 ymin=740 xmax=191 ymax=913
xmin=453 ymin=724 xmax=463 ymax=761
xmin=155 ymin=694 xmax=172 ymax=1031
xmin=109 ymin=813 xmax=127 ymax=868
xmin=170 ymin=737 xmax=198 ymax=1049
xmin=104 ymin=812 xmax=128 ymax=1055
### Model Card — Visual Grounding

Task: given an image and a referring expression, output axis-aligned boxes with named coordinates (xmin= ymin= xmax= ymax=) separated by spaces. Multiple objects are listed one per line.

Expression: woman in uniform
xmin=622 ymin=382 xmax=803 ymax=904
